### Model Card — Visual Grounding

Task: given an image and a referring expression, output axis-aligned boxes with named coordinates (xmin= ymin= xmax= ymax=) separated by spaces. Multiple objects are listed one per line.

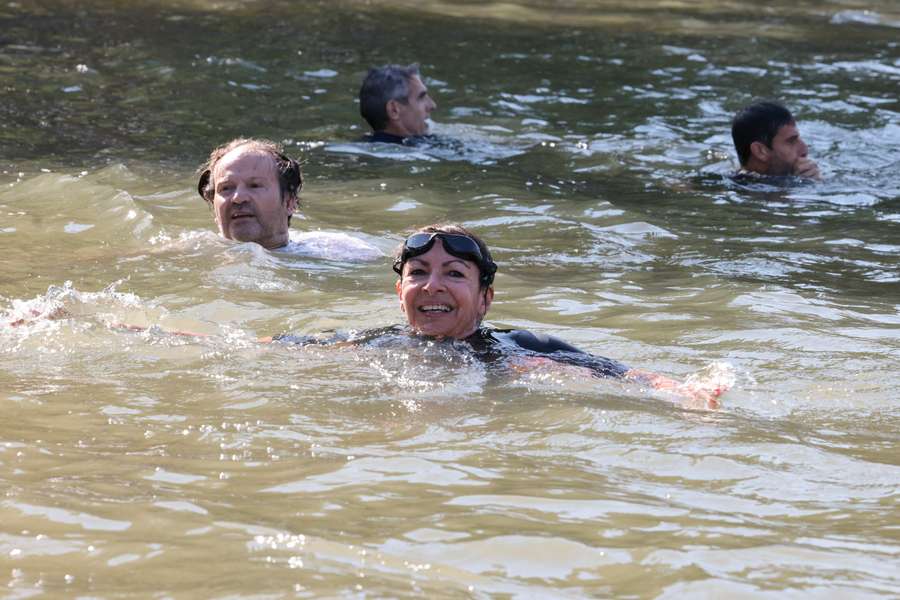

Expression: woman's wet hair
xmin=395 ymin=223 xmax=497 ymax=289
xmin=196 ymin=138 xmax=303 ymax=223
xmin=731 ymin=101 xmax=795 ymax=166
xmin=359 ymin=64 xmax=420 ymax=131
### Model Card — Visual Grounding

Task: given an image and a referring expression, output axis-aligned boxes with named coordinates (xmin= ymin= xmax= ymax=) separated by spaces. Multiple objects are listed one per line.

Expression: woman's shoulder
xmin=479 ymin=327 xmax=629 ymax=379
xmin=478 ymin=327 xmax=584 ymax=355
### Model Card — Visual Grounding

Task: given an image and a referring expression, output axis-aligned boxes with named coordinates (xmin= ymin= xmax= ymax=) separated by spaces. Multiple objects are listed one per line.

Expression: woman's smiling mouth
xmin=419 ymin=304 xmax=452 ymax=313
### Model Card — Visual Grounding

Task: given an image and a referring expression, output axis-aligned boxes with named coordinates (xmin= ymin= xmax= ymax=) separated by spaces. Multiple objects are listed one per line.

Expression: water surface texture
xmin=1 ymin=0 xmax=899 ymax=597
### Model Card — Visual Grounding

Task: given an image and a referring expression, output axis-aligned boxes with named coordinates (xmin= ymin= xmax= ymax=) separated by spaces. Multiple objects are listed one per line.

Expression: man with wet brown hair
xmin=197 ymin=138 xmax=302 ymax=249
xmin=197 ymin=138 xmax=381 ymax=259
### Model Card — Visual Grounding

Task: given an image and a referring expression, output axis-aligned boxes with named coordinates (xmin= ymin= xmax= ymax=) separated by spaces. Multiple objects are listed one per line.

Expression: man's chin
xmin=225 ymin=221 xmax=262 ymax=242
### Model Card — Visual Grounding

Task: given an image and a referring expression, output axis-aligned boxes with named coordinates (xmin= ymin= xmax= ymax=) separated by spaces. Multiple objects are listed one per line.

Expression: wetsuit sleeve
xmin=271 ymin=333 xmax=326 ymax=346
xmin=505 ymin=329 xmax=630 ymax=379
xmin=272 ymin=326 xmax=402 ymax=347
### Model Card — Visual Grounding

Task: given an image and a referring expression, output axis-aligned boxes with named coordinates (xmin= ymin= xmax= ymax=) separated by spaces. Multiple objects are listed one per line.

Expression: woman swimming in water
xmin=275 ymin=223 xmax=729 ymax=409
xmin=4 ymin=222 xmax=726 ymax=407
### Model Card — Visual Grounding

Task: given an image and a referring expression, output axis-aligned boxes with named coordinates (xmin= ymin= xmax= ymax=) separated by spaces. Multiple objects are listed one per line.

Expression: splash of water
xmin=2 ymin=281 xmax=156 ymax=329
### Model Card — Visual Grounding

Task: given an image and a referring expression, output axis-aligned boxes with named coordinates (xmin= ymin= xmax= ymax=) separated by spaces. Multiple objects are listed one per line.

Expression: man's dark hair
xmin=359 ymin=64 xmax=420 ymax=131
xmin=731 ymin=101 xmax=795 ymax=166
xmin=196 ymin=138 xmax=302 ymax=225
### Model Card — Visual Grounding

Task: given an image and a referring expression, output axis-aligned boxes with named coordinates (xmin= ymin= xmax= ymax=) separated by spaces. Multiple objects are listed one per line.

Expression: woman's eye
xmin=408 ymin=268 xmax=426 ymax=276
xmin=448 ymin=270 xmax=465 ymax=278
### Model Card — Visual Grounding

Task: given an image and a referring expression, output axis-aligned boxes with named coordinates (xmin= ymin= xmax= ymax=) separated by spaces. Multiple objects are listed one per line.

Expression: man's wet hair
xmin=359 ymin=64 xmax=420 ymax=132
xmin=196 ymin=138 xmax=303 ymax=225
xmin=731 ymin=101 xmax=795 ymax=166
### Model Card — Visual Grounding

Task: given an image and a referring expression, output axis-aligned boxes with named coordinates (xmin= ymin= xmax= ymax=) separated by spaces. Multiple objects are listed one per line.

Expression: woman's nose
xmin=422 ymin=272 xmax=444 ymax=292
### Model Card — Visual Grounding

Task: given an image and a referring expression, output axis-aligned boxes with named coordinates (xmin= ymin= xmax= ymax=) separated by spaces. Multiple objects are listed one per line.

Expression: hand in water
xmin=677 ymin=362 xmax=735 ymax=410
xmin=794 ymin=157 xmax=821 ymax=180
xmin=4 ymin=304 xmax=69 ymax=327
xmin=627 ymin=361 xmax=734 ymax=410
xmin=673 ymin=380 xmax=727 ymax=410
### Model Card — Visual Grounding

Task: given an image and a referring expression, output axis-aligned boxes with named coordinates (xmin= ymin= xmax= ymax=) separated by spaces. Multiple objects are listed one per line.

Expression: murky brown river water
xmin=1 ymin=0 xmax=899 ymax=597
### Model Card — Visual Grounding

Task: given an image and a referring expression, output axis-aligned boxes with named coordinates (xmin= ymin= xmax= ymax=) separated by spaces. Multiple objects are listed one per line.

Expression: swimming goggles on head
xmin=393 ymin=232 xmax=497 ymax=286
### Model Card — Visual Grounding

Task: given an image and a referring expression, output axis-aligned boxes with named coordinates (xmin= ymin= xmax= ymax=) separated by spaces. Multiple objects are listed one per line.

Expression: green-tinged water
xmin=1 ymin=0 xmax=898 ymax=597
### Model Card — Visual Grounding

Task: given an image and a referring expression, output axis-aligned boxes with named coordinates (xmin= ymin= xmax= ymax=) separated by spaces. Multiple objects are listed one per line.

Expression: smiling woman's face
xmin=396 ymin=242 xmax=493 ymax=340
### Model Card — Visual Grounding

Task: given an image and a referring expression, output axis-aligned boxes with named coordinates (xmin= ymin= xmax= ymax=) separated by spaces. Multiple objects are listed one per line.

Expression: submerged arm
xmin=502 ymin=329 xmax=727 ymax=409
xmin=623 ymin=369 xmax=725 ymax=410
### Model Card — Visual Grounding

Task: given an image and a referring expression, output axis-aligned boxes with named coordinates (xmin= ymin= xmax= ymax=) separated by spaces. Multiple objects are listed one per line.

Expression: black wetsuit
xmin=366 ymin=131 xmax=406 ymax=145
xmin=363 ymin=132 xmax=438 ymax=146
xmin=730 ymin=169 xmax=813 ymax=187
xmin=275 ymin=325 xmax=629 ymax=379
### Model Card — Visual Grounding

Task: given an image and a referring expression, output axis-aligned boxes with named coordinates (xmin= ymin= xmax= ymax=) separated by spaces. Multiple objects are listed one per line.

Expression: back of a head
xmin=359 ymin=64 xmax=419 ymax=132
xmin=731 ymin=101 xmax=795 ymax=166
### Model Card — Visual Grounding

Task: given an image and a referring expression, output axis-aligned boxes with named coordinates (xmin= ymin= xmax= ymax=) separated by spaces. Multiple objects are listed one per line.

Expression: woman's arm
xmin=501 ymin=329 xmax=728 ymax=409
xmin=623 ymin=369 xmax=726 ymax=410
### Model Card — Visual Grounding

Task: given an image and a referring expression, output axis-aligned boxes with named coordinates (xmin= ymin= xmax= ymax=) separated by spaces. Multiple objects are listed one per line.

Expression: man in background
xmin=731 ymin=100 xmax=821 ymax=180
xmin=359 ymin=64 xmax=437 ymax=144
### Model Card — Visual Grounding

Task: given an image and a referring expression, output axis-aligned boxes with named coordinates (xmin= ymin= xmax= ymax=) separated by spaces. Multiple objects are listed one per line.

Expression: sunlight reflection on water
xmin=1 ymin=0 xmax=898 ymax=597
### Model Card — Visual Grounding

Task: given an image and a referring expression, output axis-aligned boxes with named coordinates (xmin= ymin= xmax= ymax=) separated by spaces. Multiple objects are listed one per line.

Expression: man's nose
xmin=428 ymin=96 xmax=436 ymax=112
xmin=232 ymin=185 xmax=249 ymax=203
xmin=798 ymin=138 xmax=808 ymax=157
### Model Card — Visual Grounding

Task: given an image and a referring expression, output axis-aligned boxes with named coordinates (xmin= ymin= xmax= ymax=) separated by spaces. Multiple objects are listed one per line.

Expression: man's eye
xmin=218 ymin=184 xmax=234 ymax=193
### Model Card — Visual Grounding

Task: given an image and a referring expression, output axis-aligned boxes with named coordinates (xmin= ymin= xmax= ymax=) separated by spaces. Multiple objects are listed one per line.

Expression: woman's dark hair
xmin=196 ymin=138 xmax=303 ymax=223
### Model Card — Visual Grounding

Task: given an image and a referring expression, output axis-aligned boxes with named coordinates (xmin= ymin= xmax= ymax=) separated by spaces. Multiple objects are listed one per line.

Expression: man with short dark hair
xmin=359 ymin=64 xmax=437 ymax=144
xmin=731 ymin=101 xmax=820 ymax=180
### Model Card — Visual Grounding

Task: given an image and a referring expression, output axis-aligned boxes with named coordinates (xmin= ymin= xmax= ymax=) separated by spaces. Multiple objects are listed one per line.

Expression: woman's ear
xmin=480 ymin=286 xmax=494 ymax=317
xmin=395 ymin=279 xmax=404 ymax=309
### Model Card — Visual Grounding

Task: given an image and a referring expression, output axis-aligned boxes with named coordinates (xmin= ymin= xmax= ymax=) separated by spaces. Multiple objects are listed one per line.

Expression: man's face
xmin=388 ymin=75 xmax=436 ymax=137
xmin=765 ymin=122 xmax=809 ymax=176
xmin=211 ymin=148 xmax=296 ymax=249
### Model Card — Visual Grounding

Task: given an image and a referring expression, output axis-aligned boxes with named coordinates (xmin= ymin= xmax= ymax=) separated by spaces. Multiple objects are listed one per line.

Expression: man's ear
xmin=749 ymin=140 xmax=770 ymax=164
xmin=385 ymin=99 xmax=401 ymax=122
xmin=283 ymin=193 xmax=298 ymax=215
